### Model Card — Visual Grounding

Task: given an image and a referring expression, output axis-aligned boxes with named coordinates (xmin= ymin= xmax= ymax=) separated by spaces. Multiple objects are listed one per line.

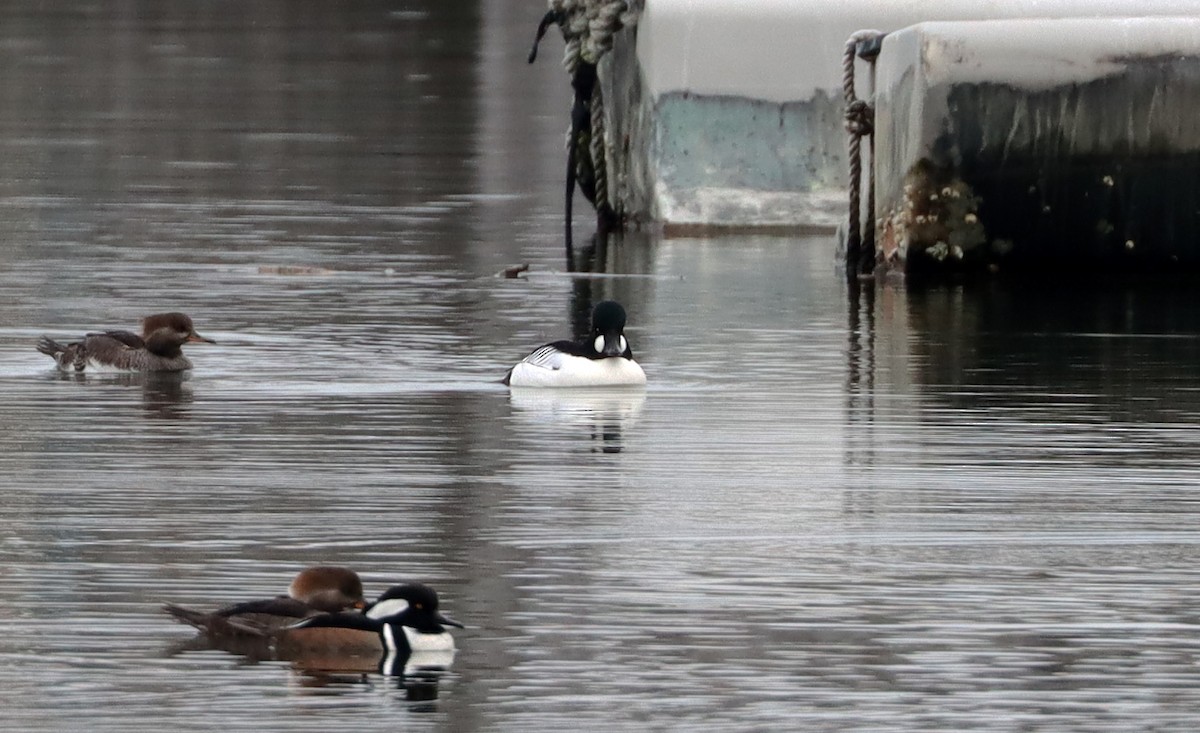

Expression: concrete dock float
xmin=593 ymin=0 xmax=1200 ymax=242
xmin=873 ymin=17 xmax=1200 ymax=275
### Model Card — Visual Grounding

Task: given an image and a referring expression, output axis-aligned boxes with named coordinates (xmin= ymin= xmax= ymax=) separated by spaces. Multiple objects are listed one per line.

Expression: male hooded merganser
xmin=162 ymin=566 xmax=366 ymax=638
xmin=504 ymin=300 xmax=646 ymax=387
xmin=274 ymin=582 xmax=463 ymax=667
xmin=37 ymin=312 xmax=215 ymax=372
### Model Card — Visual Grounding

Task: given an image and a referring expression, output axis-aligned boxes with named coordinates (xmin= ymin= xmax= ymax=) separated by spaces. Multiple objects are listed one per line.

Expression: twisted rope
xmin=590 ymin=82 xmax=608 ymax=211
xmin=561 ymin=0 xmax=630 ymax=214
xmin=843 ymin=30 xmax=884 ymax=278
xmin=549 ymin=0 xmax=633 ymax=71
xmin=532 ymin=0 xmax=637 ymax=238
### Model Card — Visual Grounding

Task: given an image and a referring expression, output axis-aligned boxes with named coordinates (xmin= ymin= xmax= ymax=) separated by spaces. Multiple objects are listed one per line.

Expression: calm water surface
xmin=1 ymin=2 xmax=1199 ymax=731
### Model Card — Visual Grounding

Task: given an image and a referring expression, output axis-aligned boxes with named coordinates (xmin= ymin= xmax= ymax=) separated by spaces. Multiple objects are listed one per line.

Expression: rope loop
xmin=842 ymin=29 xmax=885 ymax=279
xmin=845 ymin=99 xmax=873 ymax=138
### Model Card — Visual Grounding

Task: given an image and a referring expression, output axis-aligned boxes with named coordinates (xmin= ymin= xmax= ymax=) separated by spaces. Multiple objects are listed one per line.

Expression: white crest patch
xmin=593 ymin=335 xmax=604 ymax=353
xmin=367 ymin=598 xmax=410 ymax=620
xmin=618 ymin=335 xmax=627 ymax=353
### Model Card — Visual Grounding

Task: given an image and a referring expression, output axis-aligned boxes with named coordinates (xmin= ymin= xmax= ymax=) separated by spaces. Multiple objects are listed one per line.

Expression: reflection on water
xmin=165 ymin=631 xmax=454 ymax=691
xmin=1 ymin=1 xmax=1200 ymax=732
xmin=509 ymin=388 xmax=645 ymax=454
xmin=289 ymin=666 xmax=448 ymax=708
xmin=47 ymin=371 xmax=195 ymax=420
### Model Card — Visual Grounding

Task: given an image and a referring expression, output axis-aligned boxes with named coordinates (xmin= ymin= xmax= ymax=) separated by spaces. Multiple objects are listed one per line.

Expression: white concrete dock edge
xmin=604 ymin=0 xmax=1200 ymax=230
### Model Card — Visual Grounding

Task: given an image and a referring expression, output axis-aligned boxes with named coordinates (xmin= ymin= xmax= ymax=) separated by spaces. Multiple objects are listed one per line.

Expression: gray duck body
xmin=37 ymin=312 xmax=214 ymax=373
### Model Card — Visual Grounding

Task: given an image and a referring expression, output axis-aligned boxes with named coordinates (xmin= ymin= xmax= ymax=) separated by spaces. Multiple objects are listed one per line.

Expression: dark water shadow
xmin=566 ymin=231 xmax=604 ymax=339
xmin=907 ymin=280 xmax=1200 ymax=416
xmin=843 ymin=278 xmax=880 ymax=515
xmin=46 ymin=370 xmax=194 ymax=420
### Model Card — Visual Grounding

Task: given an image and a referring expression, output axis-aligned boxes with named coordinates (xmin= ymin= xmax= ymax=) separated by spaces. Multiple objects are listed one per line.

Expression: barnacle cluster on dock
xmin=880 ymin=160 xmax=987 ymax=270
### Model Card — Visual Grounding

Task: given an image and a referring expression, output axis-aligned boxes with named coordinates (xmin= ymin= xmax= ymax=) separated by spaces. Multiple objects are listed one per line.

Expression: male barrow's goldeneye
xmin=504 ymin=300 xmax=646 ymax=388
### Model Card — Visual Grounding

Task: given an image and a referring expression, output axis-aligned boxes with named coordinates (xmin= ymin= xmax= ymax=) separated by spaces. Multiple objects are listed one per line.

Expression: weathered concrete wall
xmin=874 ymin=18 xmax=1200 ymax=274
xmin=602 ymin=25 xmax=846 ymax=231
xmin=606 ymin=0 xmax=1200 ymax=231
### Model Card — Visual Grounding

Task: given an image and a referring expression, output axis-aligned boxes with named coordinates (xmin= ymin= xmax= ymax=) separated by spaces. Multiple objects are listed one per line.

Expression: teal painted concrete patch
xmin=654 ymin=91 xmax=845 ymax=194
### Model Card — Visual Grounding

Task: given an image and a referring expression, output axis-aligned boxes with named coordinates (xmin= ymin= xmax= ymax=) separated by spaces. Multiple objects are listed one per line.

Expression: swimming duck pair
xmin=37 ymin=301 xmax=646 ymax=388
xmin=163 ymin=566 xmax=462 ymax=663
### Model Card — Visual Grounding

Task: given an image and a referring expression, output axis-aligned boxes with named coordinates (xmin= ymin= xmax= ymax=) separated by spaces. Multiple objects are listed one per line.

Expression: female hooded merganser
xmin=274 ymin=582 xmax=463 ymax=669
xmin=504 ymin=300 xmax=646 ymax=387
xmin=162 ymin=566 xmax=366 ymax=638
xmin=37 ymin=312 xmax=215 ymax=372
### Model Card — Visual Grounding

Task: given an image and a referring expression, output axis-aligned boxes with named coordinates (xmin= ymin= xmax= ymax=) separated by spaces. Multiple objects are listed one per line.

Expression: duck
xmin=273 ymin=582 xmax=463 ymax=670
xmin=37 ymin=312 xmax=215 ymax=372
xmin=162 ymin=566 xmax=366 ymax=638
xmin=504 ymin=300 xmax=646 ymax=387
